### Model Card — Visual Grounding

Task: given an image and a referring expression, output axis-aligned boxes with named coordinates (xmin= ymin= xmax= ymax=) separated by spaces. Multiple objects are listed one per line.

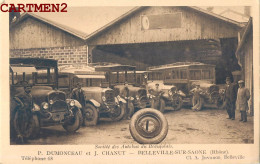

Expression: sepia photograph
xmin=1 ymin=1 xmax=259 ymax=163
xmin=8 ymin=6 xmax=255 ymax=145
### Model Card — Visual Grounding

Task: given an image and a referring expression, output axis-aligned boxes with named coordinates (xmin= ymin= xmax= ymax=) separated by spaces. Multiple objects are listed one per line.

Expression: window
xmin=58 ymin=75 xmax=69 ymax=87
xmin=180 ymin=69 xmax=187 ymax=79
xmin=36 ymin=68 xmax=55 ymax=84
xmin=202 ymin=70 xmax=213 ymax=79
xmin=190 ymin=70 xmax=201 ymax=80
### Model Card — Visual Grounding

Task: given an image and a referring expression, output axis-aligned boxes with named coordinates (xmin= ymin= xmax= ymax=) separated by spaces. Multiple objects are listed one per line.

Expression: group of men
xmin=224 ymin=77 xmax=250 ymax=122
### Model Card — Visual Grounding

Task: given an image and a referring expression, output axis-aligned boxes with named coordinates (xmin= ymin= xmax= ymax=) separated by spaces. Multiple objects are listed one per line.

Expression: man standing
xmin=190 ymin=84 xmax=203 ymax=111
xmin=71 ymin=82 xmax=85 ymax=107
xmin=236 ymin=80 xmax=250 ymax=122
xmin=121 ymin=81 xmax=132 ymax=119
xmin=224 ymin=77 xmax=237 ymax=120
xmin=13 ymin=85 xmax=33 ymax=143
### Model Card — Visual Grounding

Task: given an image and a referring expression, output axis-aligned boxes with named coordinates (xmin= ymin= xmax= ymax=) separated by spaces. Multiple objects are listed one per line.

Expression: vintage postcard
xmin=0 ymin=0 xmax=259 ymax=163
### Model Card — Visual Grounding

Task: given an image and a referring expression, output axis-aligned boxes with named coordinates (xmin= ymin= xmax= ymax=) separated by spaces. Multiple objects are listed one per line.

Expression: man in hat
xmin=223 ymin=77 xmax=238 ymax=120
xmin=13 ymin=84 xmax=33 ymax=143
xmin=153 ymin=83 xmax=162 ymax=97
xmin=236 ymin=80 xmax=250 ymax=122
xmin=71 ymin=82 xmax=85 ymax=107
xmin=121 ymin=81 xmax=132 ymax=119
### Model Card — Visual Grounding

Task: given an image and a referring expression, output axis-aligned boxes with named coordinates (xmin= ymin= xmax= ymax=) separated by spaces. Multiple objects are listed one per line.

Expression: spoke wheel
xmin=84 ymin=104 xmax=98 ymax=126
xmin=172 ymin=95 xmax=183 ymax=111
xmin=109 ymin=103 xmax=126 ymax=121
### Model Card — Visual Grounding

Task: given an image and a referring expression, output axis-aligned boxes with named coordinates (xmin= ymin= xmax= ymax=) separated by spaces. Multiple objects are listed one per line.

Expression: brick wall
xmin=10 ymin=45 xmax=88 ymax=65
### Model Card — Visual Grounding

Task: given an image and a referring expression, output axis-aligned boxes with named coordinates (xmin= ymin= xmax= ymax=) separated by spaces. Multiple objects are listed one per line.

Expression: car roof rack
xmin=147 ymin=62 xmax=214 ymax=71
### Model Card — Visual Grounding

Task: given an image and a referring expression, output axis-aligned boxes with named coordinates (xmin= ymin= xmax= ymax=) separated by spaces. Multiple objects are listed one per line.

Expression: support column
xmin=87 ymin=45 xmax=95 ymax=64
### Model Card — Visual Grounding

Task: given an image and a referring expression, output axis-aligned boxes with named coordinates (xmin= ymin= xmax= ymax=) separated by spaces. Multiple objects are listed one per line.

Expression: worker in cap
xmin=236 ymin=80 xmax=250 ymax=122
xmin=71 ymin=82 xmax=85 ymax=107
xmin=190 ymin=83 xmax=203 ymax=111
xmin=121 ymin=81 xmax=132 ymax=120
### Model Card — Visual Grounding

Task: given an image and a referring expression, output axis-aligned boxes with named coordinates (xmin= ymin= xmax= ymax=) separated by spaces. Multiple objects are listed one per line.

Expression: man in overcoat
xmin=224 ymin=77 xmax=238 ymax=120
xmin=13 ymin=85 xmax=33 ymax=143
xmin=236 ymin=80 xmax=250 ymax=122
xmin=71 ymin=82 xmax=85 ymax=107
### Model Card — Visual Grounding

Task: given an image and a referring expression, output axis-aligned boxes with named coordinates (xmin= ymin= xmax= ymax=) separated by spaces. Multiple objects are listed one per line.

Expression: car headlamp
xmin=136 ymin=95 xmax=139 ymax=100
xmin=49 ymin=100 xmax=54 ymax=105
xmin=42 ymin=102 xmax=49 ymax=110
xmin=102 ymin=96 xmax=106 ymax=102
xmin=70 ymin=100 xmax=75 ymax=106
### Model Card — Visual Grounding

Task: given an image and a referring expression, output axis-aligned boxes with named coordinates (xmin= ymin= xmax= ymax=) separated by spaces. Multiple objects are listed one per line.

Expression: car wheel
xmin=159 ymin=99 xmax=165 ymax=113
xmin=13 ymin=111 xmax=40 ymax=139
xmin=129 ymin=108 xmax=168 ymax=144
xmin=216 ymin=97 xmax=224 ymax=109
xmin=62 ymin=108 xmax=82 ymax=133
xmin=110 ymin=102 xmax=126 ymax=121
xmin=84 ymin=104 xmax=98 ymax=126
xmin=173 ymin=96 xmax=183 ymax=111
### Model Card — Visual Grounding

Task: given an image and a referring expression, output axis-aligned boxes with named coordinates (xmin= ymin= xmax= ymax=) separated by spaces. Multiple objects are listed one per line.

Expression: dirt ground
xmin=14 ymin=107 xmax=254 ymax=145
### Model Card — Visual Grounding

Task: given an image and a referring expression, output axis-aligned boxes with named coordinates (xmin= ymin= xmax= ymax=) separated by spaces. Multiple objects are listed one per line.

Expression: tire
xmin=62 ymin=108 xmax=82 ymax=133
xmin=84 ymin=104 xmax=98 ymax=126
xmin=216 ymin=97 xmax=224 ymax=109
xmin=13 ymin=111 xmax=40 ymax=139
xmin=129 ymin=108 xmax=168 ymax=144
xmin=159 ymin=99 xmax=165 ymax=113
xmin=173 ymin=96 xmax=183 ymax=111
xmin=110 ymin=103 xmax=126 ymax=121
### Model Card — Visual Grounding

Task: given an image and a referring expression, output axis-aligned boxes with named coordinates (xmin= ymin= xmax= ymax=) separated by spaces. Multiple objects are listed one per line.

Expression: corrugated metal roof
xmin=10 ymin=13 xmax=88 ymax=40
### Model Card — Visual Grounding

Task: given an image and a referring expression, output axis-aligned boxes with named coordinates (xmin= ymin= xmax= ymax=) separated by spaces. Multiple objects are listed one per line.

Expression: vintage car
xmin=59 ymin=65 xmax=126 ymax=126
xmin=10 ymin=58 xmax=83 ymax=139
xmin=146 ymin=80 xmax=184 ymax=112
xmin=147 ymin=62 xmax=222 ymax=110
xmin=94 ymin=63 xmax=150 ymax=116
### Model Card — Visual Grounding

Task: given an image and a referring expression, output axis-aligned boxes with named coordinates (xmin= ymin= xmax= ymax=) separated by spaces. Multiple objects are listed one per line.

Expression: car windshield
xmin=10 ymin=67 xmax=56 ymax=86
xmin=73 ymin=77 xmax=106 ymax=87
xmin=190 ymin=69 xmax=213 ymax=80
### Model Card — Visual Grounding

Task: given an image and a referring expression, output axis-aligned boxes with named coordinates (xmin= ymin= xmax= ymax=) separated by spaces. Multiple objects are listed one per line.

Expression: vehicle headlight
xmin=49 ymin=100 xmax=54 ymax=105
xmin=168 ymin=90 xmax=173 ymax=96
xmin=102 ymin=96 xmax=106 ymax=102
xmin=42 ymin=102 xmax=49 ymax=110
xmin=70 ymin=100 xmax=75 ymax=106
xmin=136 ymin=95 xmax=139 ymax=100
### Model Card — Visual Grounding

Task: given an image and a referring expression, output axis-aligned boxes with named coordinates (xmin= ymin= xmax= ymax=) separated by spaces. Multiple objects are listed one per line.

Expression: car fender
xmin=178 ymin=90 xmax=186 ymax=97
xmin=66 ymin=99 xmax=82 ymax=109
xmin=116 ymin=95 xmax=126 ymax=104
xmin=31 ymin=103 xmax=40 ymax=112
xmin=89 ymin=99 xmax=101 ymax=108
